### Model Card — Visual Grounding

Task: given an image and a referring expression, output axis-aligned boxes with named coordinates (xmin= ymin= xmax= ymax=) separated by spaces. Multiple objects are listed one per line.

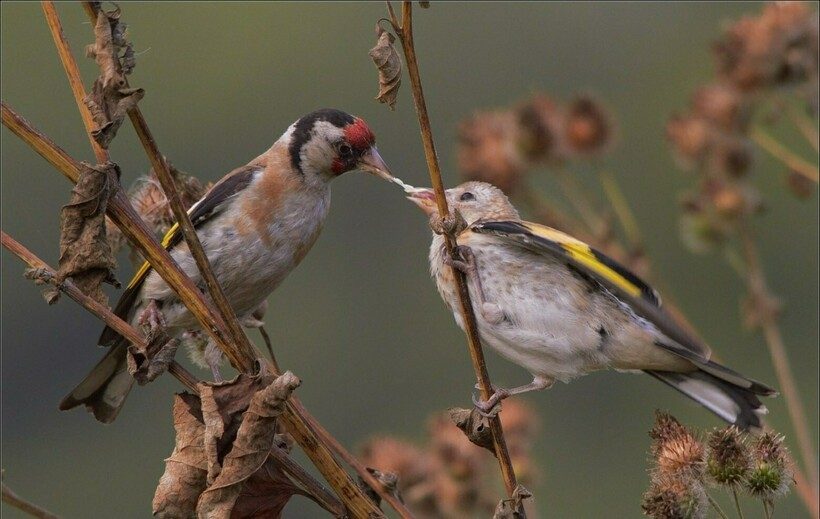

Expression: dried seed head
xmin=649 ymin=412 xmax=705 ymax=480
xmin=691 ymin=83 xmax=750 ymax=132
xmin=714 ymin=2 xmax=819 ymax=92
xmin=641 ymin=474 xmax=708 ymax=519
xmin=515 ymin=94 xmax=564 ymax=162
xmin=457 ymin=110 xmax=528 ymax=194
xmin=359 ymin=436 xmax=431 ymax=489
xmin=564 ymin=95 xmax=614 ymax=155
xmin=666 ymin=115 xmax=713 ymax=168
xmin=706 ymin=426 xmax=751 ymax=486
xmin=786 ymin=170 xmax=815 ymax=198
xmin=746 ymin=433 xmax=792 ymax=499
xmin=429 ymin=414 xmax=486 ymax=481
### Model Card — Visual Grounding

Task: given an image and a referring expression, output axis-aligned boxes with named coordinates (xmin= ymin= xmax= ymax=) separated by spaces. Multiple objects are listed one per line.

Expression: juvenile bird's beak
xmin=406 ymin=187 xmax=437 ymax=216
xmin=358 ymin=146 xmax=394 ymax=182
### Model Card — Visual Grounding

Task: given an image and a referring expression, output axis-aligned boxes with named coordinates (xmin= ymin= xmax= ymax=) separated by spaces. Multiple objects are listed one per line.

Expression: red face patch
xmin=343 ymin=118 xmax=376 ymax=152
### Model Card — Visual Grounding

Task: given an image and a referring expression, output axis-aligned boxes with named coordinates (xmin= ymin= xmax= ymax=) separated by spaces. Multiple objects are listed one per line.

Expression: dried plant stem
xmin=298 ymin=405 xmax=417 ymax=519
xmin=1 ymin=479 xmax=59 ymax=519
xmin=36 ymin=4 xmax=388 ymax=514
xmin=732 ymin=487 xmax=745 ymax=519
xmin=267 ymin=445 xmax=345 ymax=517
xmin=738 ymin=223 xmax=819 ymax=492
xmin=554 ymin=168 xmax=607 ymax=236
xmin=41 ymin=1 xmax=107 ymax=164
xmin=750 ymin=126 xmax=819 ymax=182
xmin=763 ymin=499 xmax=773 ymax=519
xmin=1 ymin=230 xmax=200 ymax=394
xmin=2 ymin=229 xmax=347 ymax=515
xmin=706 ymin=493 xmax=730 ymax=519
xmin=389 ymin=0 xmax=524 ymax=509
xmin=785 ymin=103 xmax=819 ymax=152
xmin=600 ymin=170 xmax=643 ymax=250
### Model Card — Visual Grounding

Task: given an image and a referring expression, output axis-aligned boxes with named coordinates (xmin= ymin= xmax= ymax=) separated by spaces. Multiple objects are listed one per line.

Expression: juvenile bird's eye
xmin=338 ymin=143 xmax=353 ymax=156
xmin=460 ymin=192 xmax=475 ymax=201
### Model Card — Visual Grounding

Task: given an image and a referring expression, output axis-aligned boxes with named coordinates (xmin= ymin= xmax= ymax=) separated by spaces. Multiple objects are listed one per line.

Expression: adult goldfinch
xmin=61 ymin=108 xmax=394 ymax=423
xmin=408 ymin=181 xmax=776 ymax=430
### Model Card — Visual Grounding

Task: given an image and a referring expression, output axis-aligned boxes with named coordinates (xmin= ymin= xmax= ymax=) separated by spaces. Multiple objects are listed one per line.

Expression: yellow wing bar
xmin=125 ymin=222 xmax=181 ymax=290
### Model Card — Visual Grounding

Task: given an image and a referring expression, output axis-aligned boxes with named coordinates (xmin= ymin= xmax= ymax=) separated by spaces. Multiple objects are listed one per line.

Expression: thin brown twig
xmin=750 ymin=126 xmax=819 ymax=182
xmin=389 ymin=0 xmax=525 ymax=510
xmin=298 ymin=409 xmax=416 ymax=519
xmin=1 ymin=230 xmax=200 ymax=394
xmin=737 ymin=222 xmax=819 ymax=493
xmin=1 ymin=232 xmax=353 ymax=515
xmin=1 ymin=478 xmax=60 ymax=519
xmin=41 ymin=1 xmax=107 ymax=164
xmin=784 ymin=103 xmax=819 ymax=152
xmin=267 ymin=445 xmax=346 ymax=517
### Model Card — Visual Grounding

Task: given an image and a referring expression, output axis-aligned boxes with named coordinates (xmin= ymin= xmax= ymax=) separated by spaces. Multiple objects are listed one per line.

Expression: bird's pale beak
xmin=406 ymin=187 xmax=437 ymax=216
xmin=358 ymin=146 xmax=394 ymax=182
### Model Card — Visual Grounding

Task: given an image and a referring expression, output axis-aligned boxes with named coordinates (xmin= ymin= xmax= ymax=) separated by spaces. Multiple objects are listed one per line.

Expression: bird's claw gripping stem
xmin=429 ymin=209 xmax=467 ymax=237
xmin=472 ymin=388 xmax=508 ymax=418
xmin=138 ymin=300 xmax=166 ymax=341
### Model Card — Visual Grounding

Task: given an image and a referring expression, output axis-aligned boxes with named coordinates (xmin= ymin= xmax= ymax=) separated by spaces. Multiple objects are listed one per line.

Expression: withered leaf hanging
xmin=197 ymin=372 xmax=302 ymax=518
xmin=56 ymin=162 xmax=120 ymax=306
xmin=84 ymin=6 xmax=144 ymax=148
xmin=369 ymin=25 xmax=402 ymax=110
xmin=153 ymin=393 xmax=209 ymax=519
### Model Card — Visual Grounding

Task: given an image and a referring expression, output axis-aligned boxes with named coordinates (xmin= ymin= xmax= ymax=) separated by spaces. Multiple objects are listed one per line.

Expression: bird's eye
xmin=338 ymin=143 xmax=353 ymax=156
xmin=460 ymin=192 xmax=475 ymax=202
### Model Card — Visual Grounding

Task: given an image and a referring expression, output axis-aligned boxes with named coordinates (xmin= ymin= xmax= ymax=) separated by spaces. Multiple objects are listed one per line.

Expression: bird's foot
xmin=472 ymin=387 xmax=510 ymax=418
xmin=138 ymin=300 xmax=166 ymax=340
xmin=203 ymin=339 xmax=224 ymax=383
xmin=429 ymin=209 xmax=467 ymax=237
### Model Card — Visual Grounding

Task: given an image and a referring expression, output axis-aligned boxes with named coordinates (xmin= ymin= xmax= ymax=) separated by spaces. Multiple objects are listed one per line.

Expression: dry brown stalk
xmin=41 ymin=1 xmax=107 ymax=164
xmin=24 ymin=4 xmax=390 ymax=514
xmin=750 ymin=126 xmax=819 ymax=182
xmin=1 ymin=230 xmax=200 ymax=394
xmin=1 ymin=477 xmax=60 ymax=519
xmin=386 ymin=1 xmax=525 ymax=510
xmin=2 ymin=233 xmax=352 ymax=516
xmin=738 ymin=223 xmax=819 ymax=492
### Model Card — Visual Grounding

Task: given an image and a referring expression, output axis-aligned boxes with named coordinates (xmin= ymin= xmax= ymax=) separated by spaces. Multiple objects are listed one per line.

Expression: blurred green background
xmin=2 ymin=2 xmax=817 ymax=517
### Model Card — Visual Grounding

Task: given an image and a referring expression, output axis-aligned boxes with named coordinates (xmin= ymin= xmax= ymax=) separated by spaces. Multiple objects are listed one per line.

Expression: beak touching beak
xmin=358 ymin=146 xmax=394 ymax=182
xmin=406 ymin=187 xmax=437 ymax=216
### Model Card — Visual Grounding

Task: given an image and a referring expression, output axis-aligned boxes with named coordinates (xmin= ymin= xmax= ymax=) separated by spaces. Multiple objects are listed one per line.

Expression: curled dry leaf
xmin=449 ymin=407 xmax=495 ymax=454
xmin=197 ymin=372 xmax=302 ymax=518
xmin=153 ymin=393 xmax=209 ymax=519
xmin=57 ymin=162 xmax=121 ymax=305
xmin=492 ymin=484 xmax=532 ymax=519
xmin=84 ymin=6 xmax=144 ymax=148
xmin=369 ymin=25 xmax=402 ymax=110
xmin=126 ymin=337 xmax=179 ymax=385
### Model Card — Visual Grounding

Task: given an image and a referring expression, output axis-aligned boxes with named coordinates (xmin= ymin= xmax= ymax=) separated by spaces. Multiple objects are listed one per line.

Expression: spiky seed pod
xmin=746 ymin=432 xmax=793 ymax=499
xmin=641 ymin=475 xmax=708 ymax=519
xmin=648 ymin=411 xmax=706 ymax=481
xmin=706 ymin=426 xmax=751 ymax=486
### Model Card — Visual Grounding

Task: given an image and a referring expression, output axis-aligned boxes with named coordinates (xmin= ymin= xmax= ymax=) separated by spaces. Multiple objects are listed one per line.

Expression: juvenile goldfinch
xmin=61 ymin=108 xmax=394 ymax=423
xmin=408 ymin=181 xmax=776 ymax=430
